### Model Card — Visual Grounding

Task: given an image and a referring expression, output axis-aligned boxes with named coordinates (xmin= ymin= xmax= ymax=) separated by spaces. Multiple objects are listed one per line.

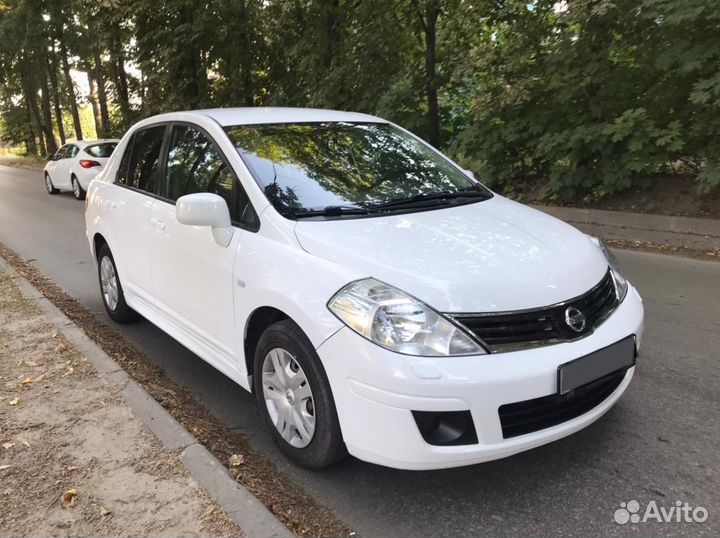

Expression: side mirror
xmin=176 ymin=193 xmax=234 ymax=247
xmin=45 ymin=154 xmax=54 ymax=161
xmin=463 ymin=169 xmax=475 ymax=180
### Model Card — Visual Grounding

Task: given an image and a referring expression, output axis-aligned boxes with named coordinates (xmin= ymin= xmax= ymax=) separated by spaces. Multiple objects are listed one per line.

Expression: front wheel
xmin=253 ymin=319 xmax=347 ymax=469
xmin=96 ymin=244 xmax=138 ymax=323
xmin=71 ymin=175 xmax=86 ymax=200
xmin=45 ymin=173 xmax=59 ymax=195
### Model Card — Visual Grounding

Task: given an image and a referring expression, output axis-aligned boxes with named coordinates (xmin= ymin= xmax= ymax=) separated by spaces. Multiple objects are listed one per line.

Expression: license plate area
xmin=557 ymin=336 xmax=636 ymax=395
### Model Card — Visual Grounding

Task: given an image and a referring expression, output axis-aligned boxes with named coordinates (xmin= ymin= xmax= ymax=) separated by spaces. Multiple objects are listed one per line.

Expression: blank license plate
xmin=557 ymin=336 xmax=636 ymax=395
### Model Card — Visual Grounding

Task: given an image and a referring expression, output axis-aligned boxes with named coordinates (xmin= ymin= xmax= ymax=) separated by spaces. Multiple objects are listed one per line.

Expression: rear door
xmin=105 ymin=125 xmax=167 ymax=308
xmin=147 ymin=123 xmax=259 ymax=374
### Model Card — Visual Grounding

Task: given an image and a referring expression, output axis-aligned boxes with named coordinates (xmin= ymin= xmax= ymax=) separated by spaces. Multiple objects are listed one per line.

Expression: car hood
xmin=293 ymin=195 xmax=610 ymax=313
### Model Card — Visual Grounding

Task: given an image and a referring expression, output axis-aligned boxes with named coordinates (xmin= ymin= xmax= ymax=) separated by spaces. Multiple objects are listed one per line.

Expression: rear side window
xmin=118 ymin=126 xmax=166 ymax=193
xmin=85 ymin=143 xmax=117 ymax=158
xmin=163 ymin=125 xmax=259 ymax=229
xmin=68 ymin=145 xmax=79 ymax=158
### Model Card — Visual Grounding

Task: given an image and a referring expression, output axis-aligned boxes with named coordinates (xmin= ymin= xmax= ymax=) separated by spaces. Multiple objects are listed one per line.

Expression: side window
xmin=54 ymin=145 xmax=69 ymax=160
xmin=116 ymin=137 xmax=134 ymax=186
xmin=126 ymin=126 xmax=166 ymax=194
xmin=68 ymin=145 xmax=79 ymax=158
xmin=164 ymin=125 xmax=258 ymax=229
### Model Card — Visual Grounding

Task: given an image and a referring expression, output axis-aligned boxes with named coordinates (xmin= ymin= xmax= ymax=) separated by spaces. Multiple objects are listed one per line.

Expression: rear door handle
xmin=150 ymin=217 xmax=166 ymax=231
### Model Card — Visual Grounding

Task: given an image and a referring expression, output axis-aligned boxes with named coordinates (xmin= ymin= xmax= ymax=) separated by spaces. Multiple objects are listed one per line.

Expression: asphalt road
xmin=1 ymin=163 xmax=718 ymax=537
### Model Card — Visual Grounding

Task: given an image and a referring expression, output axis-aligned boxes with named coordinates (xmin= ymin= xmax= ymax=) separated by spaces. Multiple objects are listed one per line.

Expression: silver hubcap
xmin=100 ymin=256 xmax=119 ymax=311
xmin=262 ymin=348 xmax=316 ymax=448
xmin=73 ymin=178 xmax=79 ymax=196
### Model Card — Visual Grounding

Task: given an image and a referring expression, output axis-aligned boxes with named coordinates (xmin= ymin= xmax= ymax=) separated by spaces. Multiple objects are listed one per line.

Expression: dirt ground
xmin=0 ymin=268 xmax=242 ymax=537
xmin=508 ymin=174 xmax=720 ymax=219
xmin=0 ymin=156 xmax=46 ymax=172
xmin=0 ymin=243 xmax=353 ymax=537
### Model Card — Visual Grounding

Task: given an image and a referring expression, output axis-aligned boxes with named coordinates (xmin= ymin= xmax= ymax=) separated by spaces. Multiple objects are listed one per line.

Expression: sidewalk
xmin=532 ymin=204 xmax=720 ymax=253
xmin=0 ymin=266 xmax=242 ymax=536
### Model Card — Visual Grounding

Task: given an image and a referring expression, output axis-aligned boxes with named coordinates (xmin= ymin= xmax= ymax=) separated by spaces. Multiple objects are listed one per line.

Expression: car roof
xmin=150 ymin=107 xmax=387 ymax=127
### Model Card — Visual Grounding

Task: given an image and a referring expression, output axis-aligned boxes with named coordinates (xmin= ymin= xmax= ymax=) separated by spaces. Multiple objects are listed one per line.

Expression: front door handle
xmin=150 ymin=217 xmax=166 ymax=231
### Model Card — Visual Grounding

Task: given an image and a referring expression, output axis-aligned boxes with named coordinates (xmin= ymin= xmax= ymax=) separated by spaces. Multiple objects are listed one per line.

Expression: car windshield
xmin=85 ymin=143 xmax=117 ymax=158
xmin=224 ymin=122 xmax=490 ymax=218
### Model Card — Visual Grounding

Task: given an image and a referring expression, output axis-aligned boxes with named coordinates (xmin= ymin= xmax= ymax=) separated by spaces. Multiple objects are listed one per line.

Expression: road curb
xmin=532 ymin=205 xmax=720 ymax=250
xmin=0 ymin=256 xmax=293 ymax=538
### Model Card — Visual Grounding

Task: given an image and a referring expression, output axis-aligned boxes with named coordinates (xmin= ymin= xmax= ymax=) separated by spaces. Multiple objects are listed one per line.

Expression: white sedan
xmin=85 ymin=108 xmax=644 ymax=470
xmin=44 ymin=139 xmax=119 ymax=200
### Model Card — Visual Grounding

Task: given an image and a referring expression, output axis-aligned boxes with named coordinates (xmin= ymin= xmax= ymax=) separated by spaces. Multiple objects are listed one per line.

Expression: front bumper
xmin=316 ymin=285 xmax=644 ymax=470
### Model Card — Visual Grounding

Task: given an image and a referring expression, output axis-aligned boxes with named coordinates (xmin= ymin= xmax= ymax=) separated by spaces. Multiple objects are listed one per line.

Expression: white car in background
xmin=85 ymin=108 xmax=644 ymax=470
xmin=44 ymin=140 xmax=119 ymax=200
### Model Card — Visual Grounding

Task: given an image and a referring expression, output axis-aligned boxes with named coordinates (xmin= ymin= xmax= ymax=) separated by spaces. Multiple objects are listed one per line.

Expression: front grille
xmin=450 ymin=270 xmax=618 ymax=352
xmin=498 ymin=369 xmax=626 ymax=438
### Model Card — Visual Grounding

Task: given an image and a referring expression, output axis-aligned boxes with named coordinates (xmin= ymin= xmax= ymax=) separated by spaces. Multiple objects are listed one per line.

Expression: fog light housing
xmin=412 ymin=410 xmax=478 ymax=446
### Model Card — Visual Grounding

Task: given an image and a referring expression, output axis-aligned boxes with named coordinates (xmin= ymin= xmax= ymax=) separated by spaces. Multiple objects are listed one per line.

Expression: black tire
xmin=96 ymin=243 xmax=138 ymax=323
xmin=253 ymin=319 xmax=347 ymax=469
xmin=45 ymin=173 xmax=59 ymax=195
xmin=71 ymin=175 xmax=86 ymax=200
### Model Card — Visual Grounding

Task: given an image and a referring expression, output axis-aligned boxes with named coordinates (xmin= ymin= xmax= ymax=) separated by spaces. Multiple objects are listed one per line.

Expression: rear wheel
xmin=71 ymin=175 xmax=86 ymax=200
xmin=45 ymin=173 xmax=59 ymax=195
xmin=97 ymin=244 xmax=138 ymax=323
xmin=253 ymin=319 xmax=346 ymax=469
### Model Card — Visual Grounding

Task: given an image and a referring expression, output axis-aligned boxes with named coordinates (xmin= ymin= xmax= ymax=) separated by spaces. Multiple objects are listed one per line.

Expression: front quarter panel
xmin=233 ymin=212 xmax=363 ymax=378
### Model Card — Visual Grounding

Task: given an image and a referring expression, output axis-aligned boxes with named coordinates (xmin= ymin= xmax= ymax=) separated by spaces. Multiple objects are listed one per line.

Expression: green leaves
xmin=1 ymin=0 xmax=719 ymax=195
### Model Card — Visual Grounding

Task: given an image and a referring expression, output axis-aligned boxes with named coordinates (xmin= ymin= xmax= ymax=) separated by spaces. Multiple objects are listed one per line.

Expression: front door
xmin=147 ymin=124 xmax=252 ymax=375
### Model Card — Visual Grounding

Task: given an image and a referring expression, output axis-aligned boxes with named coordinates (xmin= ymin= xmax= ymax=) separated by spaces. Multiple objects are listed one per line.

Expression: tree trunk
xmin=423 ymin=1 xmax=441 ymax=148
xmin=21 ymin=56 xmax=50 ymax=156
xmin=321 ymin=0 xmax=341 ymax=70
xmin=87 ymin=72 xmax=103 ymax=138
xmin=93 ymin=52 xmax=110 ymax=135
xmin=40 ymin=74 xmax=59 ymax=154
xmin=111 ymin=34 xmax=131 ymax=124
xmin=28 ymin=90 xmax=47 ymax=157
xmin=235 ymin=0 xmax=254 ymax=106
xmin=45 ymin=49 xmax=65 ymax=145
xmin=25 ymin=104 xmax=38 ymax=156
xmin=59 ymin=40 xmax=83 ymax=140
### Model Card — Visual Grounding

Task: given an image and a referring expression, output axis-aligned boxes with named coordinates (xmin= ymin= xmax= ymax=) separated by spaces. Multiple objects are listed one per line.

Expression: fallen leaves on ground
xmin=100 ymin=506 xmax=111 ymax=517
xmin=8 ymin=397 xmax=19 ymax=406
xmin=61 ymin=489 xmax=77 ymax=508
xmin=18 ymin=437 xmax=30 ymax=448
xmin=20 ymin=377 xmax=32 ymax=385
xmin=2 ymin=442 xmax=15 ymax=450
xmin=0 ymin=465 xmax=11 ymax=471
xmin=228 ymin=454 xmax=244 ymax=467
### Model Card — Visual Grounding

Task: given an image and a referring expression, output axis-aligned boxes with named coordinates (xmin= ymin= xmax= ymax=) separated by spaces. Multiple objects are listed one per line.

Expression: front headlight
xmin=328 ymin=278 xmax=486 ymax=356
xmin=590 ymin=237 xmax=629 ymax=302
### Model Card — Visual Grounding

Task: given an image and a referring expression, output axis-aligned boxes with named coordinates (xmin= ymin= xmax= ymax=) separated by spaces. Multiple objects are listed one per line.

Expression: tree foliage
xmin=0 ymin=0 xmax=719 ymax=194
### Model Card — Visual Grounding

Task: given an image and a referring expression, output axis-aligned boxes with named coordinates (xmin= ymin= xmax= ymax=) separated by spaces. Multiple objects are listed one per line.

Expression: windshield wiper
xmin=366 ymin=189 xmax=491 ymax=210
xmin=291 ymin=205 xmax=376 ymax=219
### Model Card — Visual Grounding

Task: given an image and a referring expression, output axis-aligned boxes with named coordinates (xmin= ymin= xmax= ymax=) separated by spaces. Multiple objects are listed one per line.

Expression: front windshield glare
xmin=224 ymin=122 xmax=489 ymax=217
